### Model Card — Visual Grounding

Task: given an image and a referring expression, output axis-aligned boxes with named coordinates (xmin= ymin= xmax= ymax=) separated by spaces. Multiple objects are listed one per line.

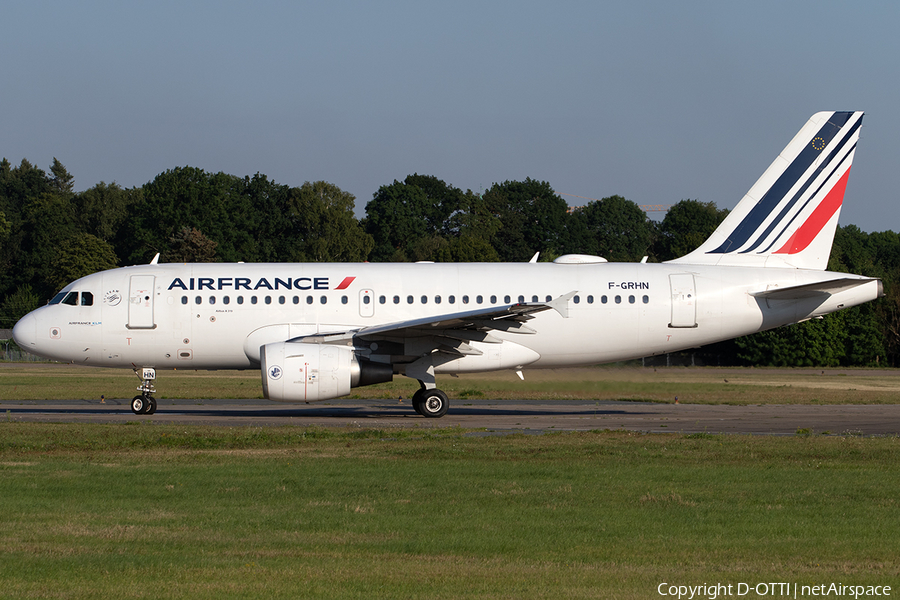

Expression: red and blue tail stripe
xmin=669 ymin=111 xmax=864 ymax=270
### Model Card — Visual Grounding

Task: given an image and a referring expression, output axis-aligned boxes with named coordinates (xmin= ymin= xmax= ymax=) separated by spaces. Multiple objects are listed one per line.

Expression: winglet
xmin=547 ymin=291 xmax=577 ymax=318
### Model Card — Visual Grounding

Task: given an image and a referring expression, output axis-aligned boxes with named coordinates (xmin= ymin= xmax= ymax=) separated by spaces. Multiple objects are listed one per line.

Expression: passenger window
xmin=462 ymin=295 xmax=469 ymax=304
xmin=265 ymin=296 xmax=272 ymax=305
xmin=378 ymin=295 xmax=386 ymax=304
xmin=532 ymin=295 xmax=538 ymax=302
xmin=237 ymin=296 xmax=244 ymax=305
xmin=407 ymin=295 xmax=414 ymax=304
xmin=503 ymin=295 xmax=510 ymax=304
xmin=209 ymin=296 xmax=216 ymax=305
xmin=341 ymin=296 xmax=348 ymax=304
xmin=615 ymin=295 xmax=622 ymax=304
xmin=320 ymin=296 xmax=327 ymax=304
xmin=420 ymin=295 xmax=428 ymax=304
xmin=476 ymin=295 xmax=483 ymax=304
xmin=629 ymin=295 xmax=636 ymax=304
xmin=364 ymin=295 xmax=371 ymax=305
xmin=545 ymin=295 xmax=552 ymax=302
xmin=80 ymin=292 xmax=93 ymax=306
xmin=279 ymin=296 xmax=286 ymax=305
xmin=293 ymin=296 xmax=299 ymax=305
xmin=490 ymin=295 xmax=497 ymax=304
xmin=573 ymin=295 xmax=580 ymax=304
xmin=643 ymin=295 xmax=649 ymax=304
xmin=181 ymin=296 xmax=188 ymax=305
xmin=601 ymin=295 xmax=608 ymax=304
xmin=434 ymin=295 xmax=441 ymax=304
xmin=587 ymin=295 xmax=594 ymax=304
xmin=518 ymin=295 xmax=525 ymax=303
xmin=195 ymin=296 xmax=202 ymax=305
xmin=393 ymin=295 xmax=400 ymax=304
xmin=306 ymin=296 xmax=313 ymax=305
xmin=449 ymin=295 xmax=455 ymax=304
xmin=251 ymin=296 xmax=258 ymax=305
xmin=223 ymin=296 xmax=230 ymax=305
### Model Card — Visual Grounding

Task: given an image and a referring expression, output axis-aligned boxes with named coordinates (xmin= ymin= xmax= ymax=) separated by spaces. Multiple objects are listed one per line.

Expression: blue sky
xmin=3 ymin=1 xmax=898 ymax=232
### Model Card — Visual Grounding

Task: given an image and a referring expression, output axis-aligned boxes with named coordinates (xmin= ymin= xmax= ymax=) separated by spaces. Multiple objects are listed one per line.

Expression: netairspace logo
xmin=657 ymin=582 xmax=892 ymax=599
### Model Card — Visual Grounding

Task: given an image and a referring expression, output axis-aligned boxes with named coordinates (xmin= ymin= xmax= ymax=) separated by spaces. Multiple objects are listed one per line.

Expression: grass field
xmin=1 ymin=423 xmax=899 ymax=599
xmin=3 ymin=363 xmax=900 ymax=404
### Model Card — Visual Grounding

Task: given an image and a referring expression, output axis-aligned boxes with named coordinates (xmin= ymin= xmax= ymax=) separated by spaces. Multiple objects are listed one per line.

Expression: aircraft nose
xmin=12 ymin=312 xmax=37 ymax=350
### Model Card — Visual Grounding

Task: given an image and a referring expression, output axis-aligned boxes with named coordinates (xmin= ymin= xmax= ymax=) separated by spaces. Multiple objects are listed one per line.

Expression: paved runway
xmin=2 ymin=397 xmax=898 ymax=435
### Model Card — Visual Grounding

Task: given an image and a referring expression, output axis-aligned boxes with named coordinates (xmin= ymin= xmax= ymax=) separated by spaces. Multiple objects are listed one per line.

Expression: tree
xmin=0 ymin=210 xmax=9 ymax=249
xmin=364 ymin=175 xmax=465 ymax=262
xmin=163 ymin=227 xmax=218 ymax=263
xmin=49 ymin=158 xmax=74 ymax=196
xmin=291 ymin=181 xmax=373 ymax=262
xmin=481 ymin=178 xmax=568 ymax=262
xmin=564 ymin=195 xmax=653 ymax=262
xmin=49 ymin=233 xmax=119 ymax=291
xmin=0 ymin=284 xmax=40 ymax=329
xmin=654 ymin=199 xmax=728 ymax=261
xmin=125 ymin=167 xmax=242 ymax=263
xmin=75 ymin=182 xmax=138 ymax=243
xmin=448 ymin=235 xmax=500 ymax=262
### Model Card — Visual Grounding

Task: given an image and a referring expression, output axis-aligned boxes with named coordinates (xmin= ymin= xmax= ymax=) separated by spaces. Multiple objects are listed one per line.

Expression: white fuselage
xmin=13 ymin=261 xmax=880 ymax=383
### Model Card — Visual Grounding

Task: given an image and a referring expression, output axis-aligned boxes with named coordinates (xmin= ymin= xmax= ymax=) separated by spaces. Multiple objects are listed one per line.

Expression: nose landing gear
xmin=131 ymin=367 xmax=158 ymax=415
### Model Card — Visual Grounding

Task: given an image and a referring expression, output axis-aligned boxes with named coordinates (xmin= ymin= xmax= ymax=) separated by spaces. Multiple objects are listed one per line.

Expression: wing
xmin=289 ymin=292 xmax=577 ymax=350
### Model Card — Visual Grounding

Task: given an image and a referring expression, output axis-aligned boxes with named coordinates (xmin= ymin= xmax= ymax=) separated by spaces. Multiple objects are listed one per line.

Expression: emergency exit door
xmin=669 ymin=273 xmax=697 ymax=328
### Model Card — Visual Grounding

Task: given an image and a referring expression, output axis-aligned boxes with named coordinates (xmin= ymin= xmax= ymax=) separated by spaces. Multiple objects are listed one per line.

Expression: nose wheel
xmin=131 ymin=366 xmax=158 ymax=415
xmin=131 ymin=394 xmax=157 ymax=415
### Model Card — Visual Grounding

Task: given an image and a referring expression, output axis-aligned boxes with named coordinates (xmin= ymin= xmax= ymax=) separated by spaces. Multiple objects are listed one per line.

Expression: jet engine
xmin=260 ymin=342 xmax=393 ymax=402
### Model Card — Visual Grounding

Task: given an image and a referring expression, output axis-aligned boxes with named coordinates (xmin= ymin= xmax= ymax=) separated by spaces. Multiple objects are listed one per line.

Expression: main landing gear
xmin=406 ymin=359 xmax=449 ymax=418
xmin=411 ymin=386 xmax=449 ymax=418
xmin=131 ymin=367 xmax=158 ymax=415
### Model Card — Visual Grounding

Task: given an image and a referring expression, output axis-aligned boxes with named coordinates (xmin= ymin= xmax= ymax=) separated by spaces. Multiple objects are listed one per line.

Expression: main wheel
xmin=131 ymin=395 xmax=147 ymax=415
xmin=411 ymin=388 xmax=425 ymax=416
xmin=419 ymin=389 xmax=449 ymax=418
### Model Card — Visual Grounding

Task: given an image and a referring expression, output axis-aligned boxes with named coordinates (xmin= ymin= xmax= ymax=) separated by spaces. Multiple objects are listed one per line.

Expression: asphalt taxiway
xmin=1 ymin=397 xmax=898 ymax=435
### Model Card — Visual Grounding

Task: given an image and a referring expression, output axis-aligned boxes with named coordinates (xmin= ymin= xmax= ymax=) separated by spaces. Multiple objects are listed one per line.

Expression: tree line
xmin=1 ymin=158 xmax=898 ymax=367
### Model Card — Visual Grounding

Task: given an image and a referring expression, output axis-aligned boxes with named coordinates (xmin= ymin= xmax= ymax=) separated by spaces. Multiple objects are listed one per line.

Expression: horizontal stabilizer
xmin=750 ymin=278 xmax=879 ymax=300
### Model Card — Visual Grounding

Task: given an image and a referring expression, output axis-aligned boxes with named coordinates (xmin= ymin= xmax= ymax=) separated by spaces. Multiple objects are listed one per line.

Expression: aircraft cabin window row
xmin=178 ymin=294 xmax=652 ymax=307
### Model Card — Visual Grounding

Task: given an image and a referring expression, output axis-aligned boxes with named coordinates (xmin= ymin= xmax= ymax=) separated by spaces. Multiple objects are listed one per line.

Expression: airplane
xmin=12 ymin=111 xmax=881 ymax=418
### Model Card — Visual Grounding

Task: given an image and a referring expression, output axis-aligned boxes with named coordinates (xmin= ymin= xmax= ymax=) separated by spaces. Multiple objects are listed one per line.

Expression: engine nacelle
xmin=260 ymin=342 xmax=392 ymax=402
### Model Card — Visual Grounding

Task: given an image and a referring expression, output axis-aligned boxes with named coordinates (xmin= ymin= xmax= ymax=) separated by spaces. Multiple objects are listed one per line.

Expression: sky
xmin=2 ymin=1 xmax=898 ymax=232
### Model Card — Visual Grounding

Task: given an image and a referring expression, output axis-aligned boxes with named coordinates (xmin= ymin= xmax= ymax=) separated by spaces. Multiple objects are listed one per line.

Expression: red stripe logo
xmin=335 ymin=276 xmax=356 ymax=290
xmin=774 ymin=167 xmax=851 ymax=255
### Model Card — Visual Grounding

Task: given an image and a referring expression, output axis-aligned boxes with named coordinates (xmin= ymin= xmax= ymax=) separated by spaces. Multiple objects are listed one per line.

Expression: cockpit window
xmin=52 ymin=291 xmax=93 ymax=306
xmin=61 ymin=292 xmax=79 ymax=306
xmin=49 ymin=291 xmax=67 ymax=305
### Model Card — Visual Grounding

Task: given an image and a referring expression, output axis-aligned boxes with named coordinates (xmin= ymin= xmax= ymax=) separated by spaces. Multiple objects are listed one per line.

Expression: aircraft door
xmin=669 ymin=273 xmax=697 ymax=328
xmin=359 ymin=289 xmax=374 ymax=317
xmin=128 ymin=275 xmax=156 ymax=329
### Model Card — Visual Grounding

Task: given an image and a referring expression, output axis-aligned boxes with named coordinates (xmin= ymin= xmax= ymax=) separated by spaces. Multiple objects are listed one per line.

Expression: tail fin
xmin=669 ymin=111 xmax=863 ymax=270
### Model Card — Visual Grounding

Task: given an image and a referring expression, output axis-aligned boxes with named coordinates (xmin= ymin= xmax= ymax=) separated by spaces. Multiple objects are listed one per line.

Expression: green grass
xmin=4 ymin=364 xmax=900 ymax=404
xmin=1 ymin=423 xmax=899 ymax=598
